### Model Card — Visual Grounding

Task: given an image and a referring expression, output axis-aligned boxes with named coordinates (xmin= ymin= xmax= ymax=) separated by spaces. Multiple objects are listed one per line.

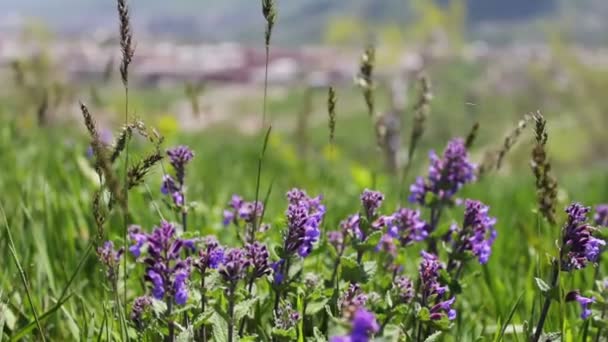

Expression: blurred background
xmin=1 ymin=0 xmax=608 ymax=170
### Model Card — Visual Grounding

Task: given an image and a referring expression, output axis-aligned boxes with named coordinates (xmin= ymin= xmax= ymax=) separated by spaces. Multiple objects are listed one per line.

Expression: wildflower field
xmin=2 ymin=1 xmax=608 ymax=342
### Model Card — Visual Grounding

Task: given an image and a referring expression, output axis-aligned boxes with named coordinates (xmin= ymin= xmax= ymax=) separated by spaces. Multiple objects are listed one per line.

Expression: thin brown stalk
xmin=117 ymin=0 xmax=134 ymax=87
xmin=117 ymin=0 xmax=134 ymax=315
xmin=127 ymin=152 xmax=164 ymax=189
xmin=477 ymin=114 xmax=532 ymax=177
xmin=80 ymin=102 xmax=124 ymax=208
xmin=530 ymin=111 xmax=558 ymax=224
xmin=328 ymin=86 xmax=337 ymax=145
xmin=464 ymin=122 xmax=480 ymax=150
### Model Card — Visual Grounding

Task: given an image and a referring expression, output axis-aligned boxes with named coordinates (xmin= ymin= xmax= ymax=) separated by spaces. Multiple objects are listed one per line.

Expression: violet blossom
xmin=561 ymin=203 xmax=605 ymax=271
xmin=451 ymin=200 xmax=497 ymax=265
xmin=162 ymin=145 xmax=194 ymax=207
xmin=595 ymin=204 xmax=608 ymax=227
xmin=409 ymin=138 xmax=475 ymax=205
xmin=330 ymin=308 xmax=379 ymax=342
xmin=194 ymin=236 xmax=224 ymax=274
xmin=283 ymin=188 xmax=326 ymax=258
xmin=219 ymin=248 xmax=251 ymax=284
xmin=566 ymin=291 xmax=595 ymax=319
xmin=245 ymin=242 xmax=272 ymax=279
xmin=128 ymin=221 xmax=194 ymax=305
xmin=360 ymin=189 xmax=384 ymax=220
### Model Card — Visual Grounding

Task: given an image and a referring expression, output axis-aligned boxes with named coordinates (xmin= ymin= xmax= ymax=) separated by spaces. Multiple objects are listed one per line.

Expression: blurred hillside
xmin=1 ymin=0 xmax=606 ymax=45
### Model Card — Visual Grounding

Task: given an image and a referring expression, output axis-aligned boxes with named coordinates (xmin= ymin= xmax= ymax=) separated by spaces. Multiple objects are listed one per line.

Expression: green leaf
xmin=362 ymin=231 xmax=382 ymax=250
xmin=313 ymin=327 xmax=327 ymax=342
xmin=192 ymin=308 xmax=214 ymax=328
xmin=534 ymin=277 xmax=551 ymax=293
xmin=306 ymin=298 xmax=329 ymax=316
xmin=362 ymin=261 xmax=377 ymax=279
xmin=272 ymin=327 xmax=297 ymax=341
xmin=151 ymin=298 xmax=168 ymax=316
xmin=234 ymin=297 xmax=258 ymax=322
xmin=424 ymin=331 xmax=443 ymax=342
xmin=418 ymin=307 xmax=431 ymax=322
xmin=0 ymin=303 xmax=16 ymax=331
xmin=176 ymin=327 xmax=194 ymax=342
xmin=209 ymin=312 xmax=229 ymax=342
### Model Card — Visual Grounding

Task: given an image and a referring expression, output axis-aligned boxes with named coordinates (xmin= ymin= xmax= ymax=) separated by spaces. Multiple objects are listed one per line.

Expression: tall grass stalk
xmin=117 ymin=0 xmax=134 ymax=316
xmin=1 ymin=204 xmax=45 ymax=341
xmin=253 ymin=0 xmax=277 ymax=238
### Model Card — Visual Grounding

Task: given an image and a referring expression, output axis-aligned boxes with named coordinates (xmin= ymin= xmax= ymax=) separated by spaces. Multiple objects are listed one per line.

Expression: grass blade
xmin=497 ymin=293 xmax=524 ymax=342
xmin=1 ymin=204 xmax=45 ymax=341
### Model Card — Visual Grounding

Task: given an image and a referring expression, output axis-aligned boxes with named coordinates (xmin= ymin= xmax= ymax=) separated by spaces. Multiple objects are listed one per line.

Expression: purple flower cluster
xmin=166 ymin=145 xmax=194 ymax=185
xmin=452 ymin=200 xmax=497 ymax=264
xmin=274 ymin=301 xmax=301 ymax=330
xmin=595 ymin=204 xmax=608 ymax=227
xmin=128 ymin=222 xmax=194 ymax=305
xmin=419 ymin=251 xmax=456 ymax=321
xmin=97 ymin=241 xmax=124 ymax=284
xmin=222 ymin=194 xmax=264 ymax=226
xmin=245 ymin=242 xmax=272 ymax=279
xmin=130 ymin=295 xmax=152 ymax=329
xmin=419 ymin=251 xmax=447 ymax=298
xmin=194 ymin=236 xmax=225 ymax=274
xmin=393 ymin=276 xmax=415 ymax=303
xmin=360 ymin=189 xmax=384 ymax=220
xmin=338 ymin=284 xmax=369 ymax=318
xmin=566 ymin=291 xmax=595 ymax=319
xmin=219 ymin=248 xmax=251 ymax=284
xmin=331 ymin=308 xmax=379 ymax=342
xmin=162 ymin=145 xmax=194 ymax=207
xmin=385 ymin=208 xmax=428 ymax=246
xmin=562 ymin=203 xmax=605 ymax=271
xmin=409 ymin=138 xmax=475 ymax=205
xmin=284 ymin=188 xmax=326 ymax=258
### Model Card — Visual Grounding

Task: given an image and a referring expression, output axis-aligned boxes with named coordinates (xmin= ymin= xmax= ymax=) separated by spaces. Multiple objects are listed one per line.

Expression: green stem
xmin=228 ymin=284 xmax=236 ymax=342
xmin=532 ymin=260 xmax=559 ymax=342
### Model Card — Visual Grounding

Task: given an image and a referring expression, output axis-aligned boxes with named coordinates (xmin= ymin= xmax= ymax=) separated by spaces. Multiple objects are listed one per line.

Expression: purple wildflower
xmin=562 ymin=203 xmax=606 ymax=271
xmin=274 ymin=301 xmax=301 ymax=330
xmin=245 ymin=242 xmax=272 ymax=279
xmin=375 ymin=233 xmax=397 ymax=256
xmin=222 ymin=194 xmax=263 ymax=226
xmin=340 ymin=214 xmax=362 ymax=240
xmin=385 ymin=208 xmax=428 ymax=246
xmin=331 ymin=308 xmax=379 ymax=342
xmin=595 ymin=204 xmax=608 ymax=227
xmin=97 ymin=241 xmax=124 ymax=283
xmin=430 ymin=297 xmax=457 ymax=321
xmin=284 ymin=189 xmax=325 ymax=258
xmin=166 ymin=145 xmax=194 ymax=185
xmin=566 ymin=291 xmax=595 ymax=319
xmin=328 ymin=231 xmax=345 ymax=252
xmin=393 ymin=276 xmax=415 ymax=303
xmin=451 ymin=200 xmax=497 ymax=264
xmin=409 ymin=138 xmax=475 ymax=205
xmin=419 ymin=251 xmax=448 ymax=299
xmin=195 ymin=236 xmax=224 ymax=273
xmin=360 ymin=189 xmax=384 ymax=220
xmin=128 ymin=225 xmax=147 ymax=258
xmin=219 ymin=248 xmax=251 ymax=284
xmin=131 ymin=221 xmax=193 ymax=305
xmin=271 ymin=259 xmax=285 ymax=285
xmin=338 ymin=284 xmax=369 ymax=318
xmin=130 ymin=296 xmax=152 ymax=329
